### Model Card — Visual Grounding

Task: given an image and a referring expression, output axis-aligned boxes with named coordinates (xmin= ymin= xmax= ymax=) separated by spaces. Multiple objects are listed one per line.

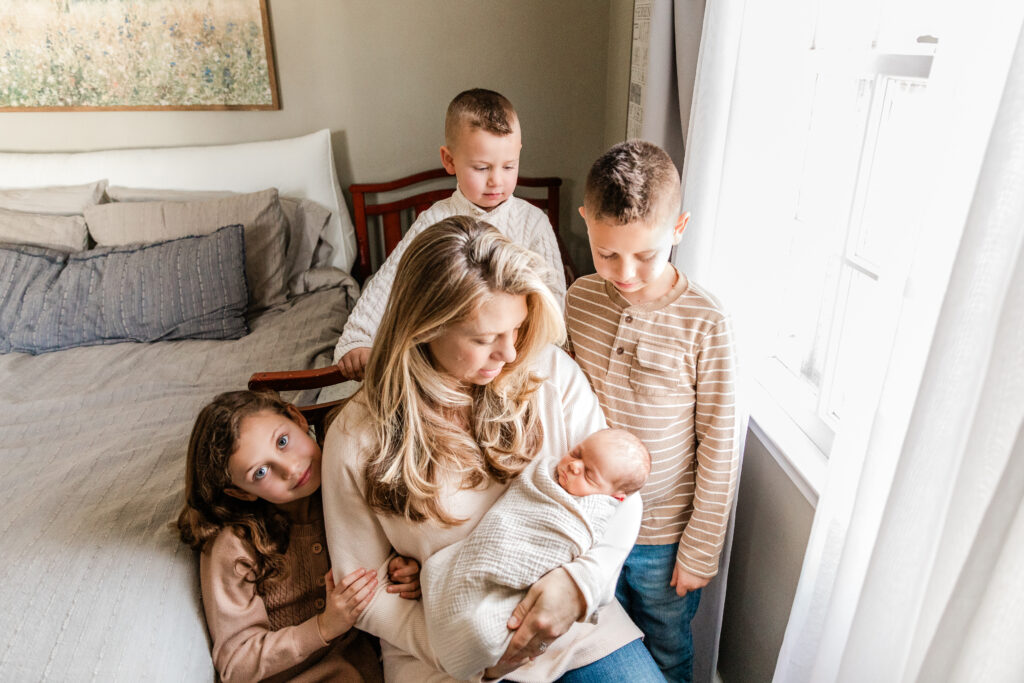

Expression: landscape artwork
xmin=0 ymin=0 xmax=279 ymax=110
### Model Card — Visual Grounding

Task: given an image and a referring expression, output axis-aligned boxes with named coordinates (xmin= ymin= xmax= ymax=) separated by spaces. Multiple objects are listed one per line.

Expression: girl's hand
xmin=316 ymin=568 xmax=377 ymax=642
xmin=386 ymin=554 xmax=421 ymax=600
xmin=484 ymin=567 xmax=584 ymax=678
xmin=670 ymin=561 xmax=710 ymax=597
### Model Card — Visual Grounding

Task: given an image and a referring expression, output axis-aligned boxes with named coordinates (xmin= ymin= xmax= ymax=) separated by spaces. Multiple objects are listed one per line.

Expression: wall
xmin=718 ymin=432 xmax=816 ymax=682
xmin=0 ymin=0 xmax=631 ymax=270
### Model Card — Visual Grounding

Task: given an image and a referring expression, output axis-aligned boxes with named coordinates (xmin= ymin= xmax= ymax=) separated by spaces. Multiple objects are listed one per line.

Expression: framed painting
xmin=0 ymin=0 xmax=279 ymax=111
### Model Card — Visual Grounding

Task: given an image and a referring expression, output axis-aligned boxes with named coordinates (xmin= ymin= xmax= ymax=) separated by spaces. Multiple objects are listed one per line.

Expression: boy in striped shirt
xmin=565 ymin=140 xmax=738 ymax=683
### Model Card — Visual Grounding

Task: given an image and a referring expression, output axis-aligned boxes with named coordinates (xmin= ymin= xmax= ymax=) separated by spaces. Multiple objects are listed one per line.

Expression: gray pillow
xmin=0 ymin=224 xmax=249 ymax=355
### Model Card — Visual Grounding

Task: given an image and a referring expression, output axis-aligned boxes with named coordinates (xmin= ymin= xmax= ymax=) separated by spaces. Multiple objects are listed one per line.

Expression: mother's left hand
xmin=485 ymin=567 xmax=585 ymax=677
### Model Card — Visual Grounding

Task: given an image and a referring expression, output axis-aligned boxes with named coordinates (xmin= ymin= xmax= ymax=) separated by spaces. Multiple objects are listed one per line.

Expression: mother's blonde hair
xmin=362 ymin=216 xmax=564 ymax=524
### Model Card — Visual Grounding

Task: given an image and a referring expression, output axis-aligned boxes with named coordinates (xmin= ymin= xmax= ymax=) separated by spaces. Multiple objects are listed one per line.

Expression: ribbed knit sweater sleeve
xmin=333 ymin=203 xmax=447 ymax=363
xmin=200 ymin=531 xmax=330 ymax=683
xmin=519 ymin=203 xmax=567 ymax=308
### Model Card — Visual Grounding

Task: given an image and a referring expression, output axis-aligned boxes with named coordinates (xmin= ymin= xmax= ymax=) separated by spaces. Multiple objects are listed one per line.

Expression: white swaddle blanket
xmin=420 ymin=456 xmax=620 ymax=680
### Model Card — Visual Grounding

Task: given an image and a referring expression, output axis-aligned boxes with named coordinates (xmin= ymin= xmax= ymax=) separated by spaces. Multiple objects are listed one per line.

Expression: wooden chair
xmin=248 ymin=169 xmax=574 ymax=430
xmin=248 ymin=365 xmax=348 ymax=445
xmin=348 ymin=168 xmax=576 ymax=285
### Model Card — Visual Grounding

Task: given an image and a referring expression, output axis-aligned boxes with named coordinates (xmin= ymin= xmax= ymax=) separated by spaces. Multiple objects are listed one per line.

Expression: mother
xmin=322 ymin=216 xmax=662 ymax=681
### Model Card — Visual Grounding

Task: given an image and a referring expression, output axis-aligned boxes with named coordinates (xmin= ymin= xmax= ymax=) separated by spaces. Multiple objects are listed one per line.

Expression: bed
xmin=0 ymin=130 xmax=359 ymax=680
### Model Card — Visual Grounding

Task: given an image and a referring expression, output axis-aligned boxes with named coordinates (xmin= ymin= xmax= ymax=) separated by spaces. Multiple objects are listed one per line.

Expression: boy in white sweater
xmin=334 ymin=88 xmax=567 ymax=378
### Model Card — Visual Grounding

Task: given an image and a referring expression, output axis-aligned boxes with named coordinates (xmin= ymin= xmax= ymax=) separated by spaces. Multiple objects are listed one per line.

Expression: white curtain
xmin=678 ymin=0 xmax=1024 ymax=679
xmin=774 ymin=15 xmax=1024 ymax=683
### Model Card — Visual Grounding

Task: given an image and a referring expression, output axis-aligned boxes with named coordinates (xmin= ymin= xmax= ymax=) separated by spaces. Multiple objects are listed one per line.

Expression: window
xmin=704 ymin=0 xmax=949 ymax=463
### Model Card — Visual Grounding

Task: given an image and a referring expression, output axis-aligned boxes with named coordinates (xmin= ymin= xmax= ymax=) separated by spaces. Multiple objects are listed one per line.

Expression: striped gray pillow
xmin=0 ymin=224 xmax=248 ymax=355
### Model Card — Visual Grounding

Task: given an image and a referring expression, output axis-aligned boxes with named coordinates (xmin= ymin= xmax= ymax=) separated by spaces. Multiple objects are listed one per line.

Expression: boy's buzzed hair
xmin=445 ymin=88 xmax=518 ymax=147
xmin=584 ymin=140 xmax=681 ymax=225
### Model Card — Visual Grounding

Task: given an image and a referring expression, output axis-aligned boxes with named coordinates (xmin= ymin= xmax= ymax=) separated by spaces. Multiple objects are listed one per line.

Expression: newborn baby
xmin=554 ymin=427 xmax=650 ymax=500
xmin=420 ymin=428 xmax=651 ymax=680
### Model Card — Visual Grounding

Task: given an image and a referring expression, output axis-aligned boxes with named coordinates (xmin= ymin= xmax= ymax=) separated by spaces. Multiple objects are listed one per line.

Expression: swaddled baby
xmin=420 ymin=428 xmax=651 ymax=680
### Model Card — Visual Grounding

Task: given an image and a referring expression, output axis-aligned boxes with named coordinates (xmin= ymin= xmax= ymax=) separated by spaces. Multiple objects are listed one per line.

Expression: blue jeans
xmin=556 ymin=638 xmax=665 ymax=682
xmin=615 ymin=543 xmax=702 ymax=683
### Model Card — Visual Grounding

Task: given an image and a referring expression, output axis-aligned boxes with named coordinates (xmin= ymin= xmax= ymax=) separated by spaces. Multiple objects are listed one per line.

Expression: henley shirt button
xmin=311 ymin=543 xmax=323 ymax=554
xmin=315 ymin=598 xmax=326 ymax=610
xmin=625 ymin=315 xmax=634 ymax=323
xmin=615 ymin=347 xmax=624 ymax=355
xmin=318 ymin=575 xmax=326 ymax=586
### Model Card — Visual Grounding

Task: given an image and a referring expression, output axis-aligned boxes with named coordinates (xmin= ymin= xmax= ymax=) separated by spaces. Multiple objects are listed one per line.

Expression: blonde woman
xmin=321 ymin=217 xmax=663 ymax=682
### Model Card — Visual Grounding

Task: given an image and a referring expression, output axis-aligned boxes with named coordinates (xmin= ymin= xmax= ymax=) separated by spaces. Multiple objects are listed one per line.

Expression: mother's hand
xmin=483 ymin=567 xmax=585 ymax=679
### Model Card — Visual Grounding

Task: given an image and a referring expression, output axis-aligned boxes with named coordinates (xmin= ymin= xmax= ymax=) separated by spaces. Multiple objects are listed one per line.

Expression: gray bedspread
xmin=0 ymin=281 xmax=354 ymax=681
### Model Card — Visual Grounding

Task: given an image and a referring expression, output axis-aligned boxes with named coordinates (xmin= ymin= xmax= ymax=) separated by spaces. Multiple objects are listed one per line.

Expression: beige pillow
xmin=0 ymin=207 xmax=89 ymax=252
xmin=84 ymin=188 xmax=288 ymax=309
xmin=104 ymin=186 xmax=331 ymax=295
xmin=0 ymin=181 xmax=108 ymax=215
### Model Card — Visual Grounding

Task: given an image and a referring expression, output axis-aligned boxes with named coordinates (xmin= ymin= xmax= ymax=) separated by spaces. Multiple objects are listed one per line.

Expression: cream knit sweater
xmin=322 ymin=345 xmax=644 ymax=682
xmin=333 ymin=187 xmax=567 ymax=364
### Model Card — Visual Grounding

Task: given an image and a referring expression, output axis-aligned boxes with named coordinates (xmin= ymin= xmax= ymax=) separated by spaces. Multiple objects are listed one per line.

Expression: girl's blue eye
xmin=277 ymin=434 xmax=288 ymax=449
xmin=253 ymin=465 xmax=268 ymax=481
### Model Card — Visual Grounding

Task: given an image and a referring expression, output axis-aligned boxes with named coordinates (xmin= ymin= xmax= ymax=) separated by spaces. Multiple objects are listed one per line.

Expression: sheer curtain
xmin=677 ymin=0 xmax=1024 ymax=680
xmin=783 ymin=17 xmax=1024 ymax=680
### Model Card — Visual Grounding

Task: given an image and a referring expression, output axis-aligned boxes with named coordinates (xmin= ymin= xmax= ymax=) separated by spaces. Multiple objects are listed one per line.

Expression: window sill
xmin=746 ymin=380 xmax=827 ymax=507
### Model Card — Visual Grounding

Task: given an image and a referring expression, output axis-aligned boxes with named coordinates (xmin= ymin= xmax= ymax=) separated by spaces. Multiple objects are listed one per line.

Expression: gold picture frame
xmin=0 ymin=0 xmax=280 ymax=111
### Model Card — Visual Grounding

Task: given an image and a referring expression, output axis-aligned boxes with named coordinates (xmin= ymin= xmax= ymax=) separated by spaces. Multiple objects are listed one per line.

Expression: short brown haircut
xmin=445 ymin=88 xmax=518 ymax=147
xmin=604 ymin=428 xmax=652 ymax=495
xmin=584 ymin=140 xmax=681 ymax=226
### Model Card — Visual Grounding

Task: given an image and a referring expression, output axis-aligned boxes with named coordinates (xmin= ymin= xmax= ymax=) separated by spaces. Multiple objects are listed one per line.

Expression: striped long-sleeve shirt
xmin=565 ymin=270 xmax=738 ymax=578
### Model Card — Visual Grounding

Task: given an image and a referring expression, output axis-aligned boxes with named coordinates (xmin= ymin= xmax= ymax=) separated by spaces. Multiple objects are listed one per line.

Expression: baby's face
xmin=555 ymin=431 xmax=625 ymax=498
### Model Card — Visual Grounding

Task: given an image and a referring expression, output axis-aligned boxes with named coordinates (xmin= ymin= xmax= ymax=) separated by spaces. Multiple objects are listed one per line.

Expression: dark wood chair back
xmin=248 ymin=366 xmax=347 ymax=445
xmin=348 ymin=168 xmax=575 ymax=284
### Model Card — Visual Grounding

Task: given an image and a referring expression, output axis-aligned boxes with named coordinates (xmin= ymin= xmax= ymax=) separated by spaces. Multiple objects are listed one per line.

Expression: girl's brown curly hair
xmin=176 ymin=389 xmax=303 ymax=592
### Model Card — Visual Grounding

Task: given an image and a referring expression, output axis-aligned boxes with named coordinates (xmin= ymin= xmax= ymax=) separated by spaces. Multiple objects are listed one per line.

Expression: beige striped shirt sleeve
xmin=678 ymin=316 xmax=737 ymax=577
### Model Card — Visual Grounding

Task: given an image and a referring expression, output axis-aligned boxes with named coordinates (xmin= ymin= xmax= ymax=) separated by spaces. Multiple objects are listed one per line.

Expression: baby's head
xmin=440 ymin=88 xmax=522 ymax=211
xmin=555 ymin=428 xmax=651 ymax=500
xmin=182 ymin=390 xmax=322 ymax=521
xmin=581 ymin=140 xmax=689 ymax=303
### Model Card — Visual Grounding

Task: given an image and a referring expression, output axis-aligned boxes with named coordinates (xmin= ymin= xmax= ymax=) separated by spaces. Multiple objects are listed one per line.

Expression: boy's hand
xmin=670 ymin=561 xmax=710 ymax=597
xmin=316 ymin=568 xmax=377 ymax=641
xmin=337 ymin=347 xmax=371 ymax=380
xmin=386 ymin=555 xmax=421 ymax=600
